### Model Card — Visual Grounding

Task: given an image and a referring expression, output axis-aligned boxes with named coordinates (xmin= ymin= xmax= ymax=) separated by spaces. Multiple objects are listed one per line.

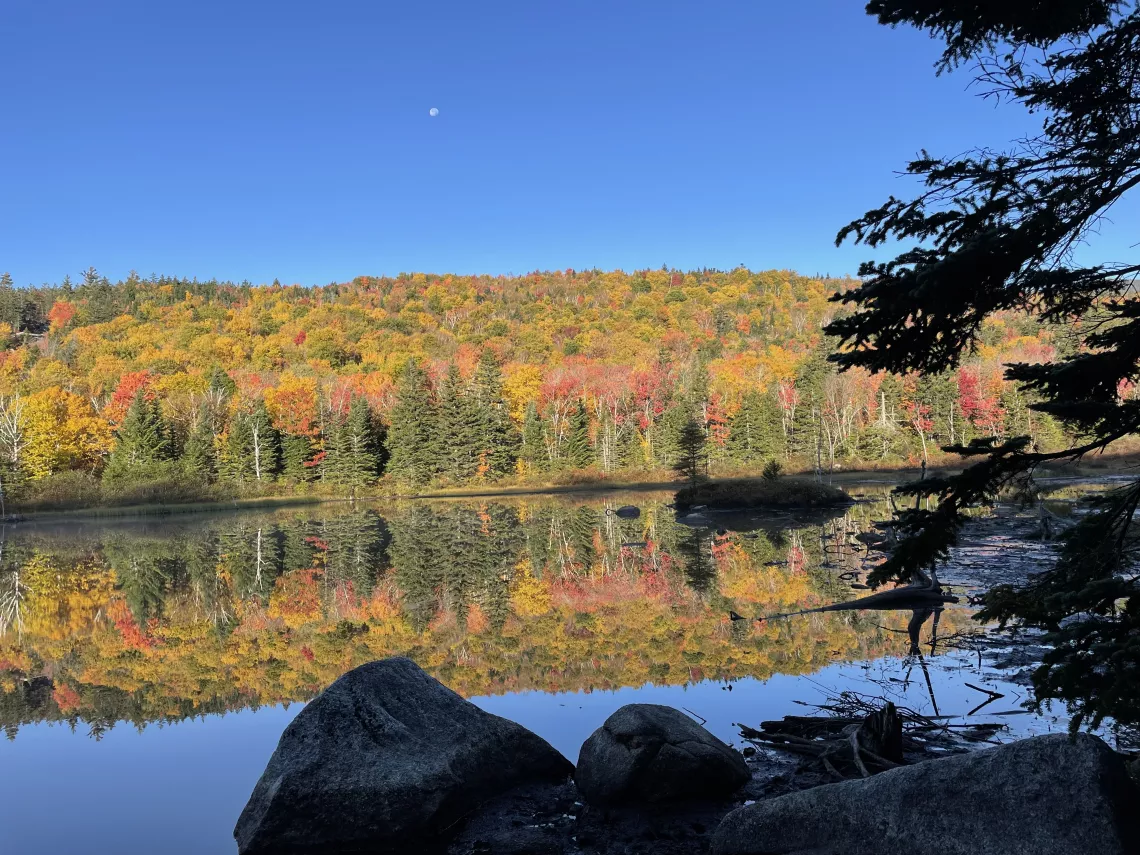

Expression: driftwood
xmin=737 ymin=694 xmax=1005 ymax=781
xmin=729 ymin=572 xmax=959 ymax=623
xmin=737 ymin=703 xmax=904 ymax=780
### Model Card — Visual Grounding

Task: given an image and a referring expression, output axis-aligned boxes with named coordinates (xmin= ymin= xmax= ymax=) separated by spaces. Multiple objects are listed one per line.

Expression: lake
xmin=0 ymin=486 xmax=1071 ymax=854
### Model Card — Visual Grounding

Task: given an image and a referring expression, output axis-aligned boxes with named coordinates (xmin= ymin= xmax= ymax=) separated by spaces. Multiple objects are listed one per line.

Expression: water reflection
xmin=0 ymin=490 xmax=968 ymax=740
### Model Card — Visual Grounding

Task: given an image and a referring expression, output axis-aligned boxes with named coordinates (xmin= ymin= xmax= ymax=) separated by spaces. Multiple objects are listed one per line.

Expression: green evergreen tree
xmin=657 ymin=402 xmax=693 ymax=467
xmin=687 ymin=361 xmax=711 ymax=412
xmin=386 ymin=359 xmax=440 ymax=486
xmin=320 ymin=412 xmax=347 ymax=485
xmin=208 ymin=365 xmax=237 ymax=398
xmin=790 ymin=343 xmax=833 ymax=458
xmin=727 ymin=390 xmax=785 ymax=463
xmin=565 ymin=400 xmax=592 ymax=470
xmin=281 ymin=434 xmax=314 ymax=482
xmin=181 ymin=409 xmax=217 ymax=481
xmin=828 ymin=1 xmax=1140 ymax=728
xmin=617 ymin=420 xmax=643 ymax=468
xmin=0 ymin=275 xmax=21 ymax=331
xmin=79 ymin=267 xmax=117 ymax=324
xmin=340 ymin=396 xmax=382 ymax=489
xmin=673 ymin=416 xmax=707 ymax=489
xmin=438 ymin=363 xmax=482 ymax=482
xmin=218 ymin=413 xmax=254 ymax=485
xmin=520 ymin=401 xmax=546 ymax=473
xmin=104 ymin=390 xmax=170 ymax=480
xmin=473 ymin=350 xmax=521 ymax=478
xmin=248 ymin=401 xmax=281 ymax=483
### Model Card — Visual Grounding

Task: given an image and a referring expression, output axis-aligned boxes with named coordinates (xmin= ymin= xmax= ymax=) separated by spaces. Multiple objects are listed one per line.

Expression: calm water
xmin=0 ymin=488 xmax=1068 ymax=854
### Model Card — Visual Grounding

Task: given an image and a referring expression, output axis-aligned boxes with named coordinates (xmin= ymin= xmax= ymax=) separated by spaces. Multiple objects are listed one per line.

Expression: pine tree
xmin=320 ymin=409 xmax=347 ymax=485
xmin=673 ymin=417 xmax=707 ymax=489
xmin=438 ymin=363 xmax=482 ymax=482
xmin=182 ymin=409 xmax=216 ymax=481
xmin=520 ymin=401 xmax=546 ymax=473
xmin=727 ymin=390 xmax=785 ymax=463
xmin=79 ymin=266 xmax=117 ymax=324
xmin=790 ymin=344 xmax=833 ymax=457
xmin=208 ymin=366 xmax=237 ymax=398
xmin=687 ymin=361 xmax=711 ymax=413
xmin=828 ymin=1 xmax=1140 ymax=728
xmin=565 ymin=400 xmax=592 ymax=470
xmin=617 ymin=420 xmax=642 ymax=469
xmin=473 ymin=350 xmax=520 ymax=478
xmin=248 ymin=401 xmax=281 ymax=483
xmin=386 ymin=359 xmax=440 ymax=486
xmin=657 ymin=402 xmax=693 ymax=467
xmin=218 ymin=413 xmax=254 ymax=485
xmin=104 ymin=390 xmax=170 ymax=479
xmin=281 ymin=434 xmax=314 ymax=482
xmin=340 ymin=396 xmax=381 ymax=489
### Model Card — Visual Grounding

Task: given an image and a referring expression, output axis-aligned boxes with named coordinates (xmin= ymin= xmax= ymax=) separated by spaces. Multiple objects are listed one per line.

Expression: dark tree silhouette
xmin=830 ymin=1 xmax=1140 ymax=729
xmin=673 ymin=417 xmax=707 ymax=490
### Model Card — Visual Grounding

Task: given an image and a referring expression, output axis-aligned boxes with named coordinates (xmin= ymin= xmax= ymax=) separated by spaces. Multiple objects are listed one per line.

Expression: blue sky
xmin=1 ymin=0 xmax=1133 ymax=286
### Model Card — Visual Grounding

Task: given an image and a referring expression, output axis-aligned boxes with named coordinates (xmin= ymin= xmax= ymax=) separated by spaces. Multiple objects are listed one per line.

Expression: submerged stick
xmin=729 ymin=581 xmax=959 ymax=623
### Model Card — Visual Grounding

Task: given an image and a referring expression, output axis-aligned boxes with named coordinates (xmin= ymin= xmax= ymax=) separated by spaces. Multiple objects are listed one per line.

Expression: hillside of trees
xmin=0 ymin=266 xmax=1090 ymax=509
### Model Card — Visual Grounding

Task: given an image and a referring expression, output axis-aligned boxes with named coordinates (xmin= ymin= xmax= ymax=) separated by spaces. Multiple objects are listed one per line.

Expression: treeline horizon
xmin=0 ymin=265 xmax=1095 ymax=509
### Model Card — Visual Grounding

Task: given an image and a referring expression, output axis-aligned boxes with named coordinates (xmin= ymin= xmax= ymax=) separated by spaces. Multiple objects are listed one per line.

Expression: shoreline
xmin=7 ymin=455 xmax=1137 ymax=524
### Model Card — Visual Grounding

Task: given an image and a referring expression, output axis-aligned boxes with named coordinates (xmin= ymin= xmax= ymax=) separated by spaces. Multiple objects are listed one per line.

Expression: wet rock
xmin=234 ymin=658 xmax=573 ymax=855
xmin=447 ymin=781 xmax=576 ymax=855
xmin=575 ymin=704 xmax=750 ymax=807
xmin=711 ymin=733 xmax=1139 ymax=855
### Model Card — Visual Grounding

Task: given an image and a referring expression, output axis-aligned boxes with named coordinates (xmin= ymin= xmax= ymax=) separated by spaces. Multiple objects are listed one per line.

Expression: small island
xmin=674 ymin=477 xmax=853 ymax=513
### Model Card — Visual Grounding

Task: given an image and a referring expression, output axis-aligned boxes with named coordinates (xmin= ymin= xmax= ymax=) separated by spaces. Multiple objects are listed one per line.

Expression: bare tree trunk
xmin=913 ymin=419 xmax=929 ymax=464
xmin=252 ymin=423 xmax=262 ymax=481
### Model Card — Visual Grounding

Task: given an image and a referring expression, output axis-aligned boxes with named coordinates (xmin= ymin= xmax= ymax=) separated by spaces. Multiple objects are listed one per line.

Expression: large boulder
xmin=711 ymin=732 xmax=1139 ymax=855
xmin=234 ymin=658 xmax=573 ymax=855
xmin=575 ymin=704 xmax=750 ymax=806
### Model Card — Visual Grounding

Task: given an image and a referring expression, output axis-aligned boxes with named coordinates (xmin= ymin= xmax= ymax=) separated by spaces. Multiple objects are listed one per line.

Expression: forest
xmin=0 ymin=266 xmax=1086 ymax=510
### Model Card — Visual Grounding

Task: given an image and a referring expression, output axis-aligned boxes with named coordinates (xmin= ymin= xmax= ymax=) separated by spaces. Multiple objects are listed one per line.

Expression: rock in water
xmin=575 ymin=704 xmax=750 ymax=806
xmin=711 ymin=732 xmax=1139 ymax=855
xmin=234 ymin=658 xmax=573 ymax=854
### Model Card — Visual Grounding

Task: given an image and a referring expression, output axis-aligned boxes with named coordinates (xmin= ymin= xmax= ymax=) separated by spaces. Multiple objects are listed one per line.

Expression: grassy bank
xmin=14 ymin=494 xmax=334 ymax=522
xmin=9 ymin=446 xmax=1138 ymax=523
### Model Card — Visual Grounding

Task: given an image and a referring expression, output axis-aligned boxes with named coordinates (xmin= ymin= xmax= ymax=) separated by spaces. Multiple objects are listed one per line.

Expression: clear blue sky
xmin=2 ymin=0 xmax=1133 ymax=286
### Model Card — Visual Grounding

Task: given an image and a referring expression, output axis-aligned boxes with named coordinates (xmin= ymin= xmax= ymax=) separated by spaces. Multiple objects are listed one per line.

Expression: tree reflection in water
xmin=0 ymin=491 xmax=965 ymax=738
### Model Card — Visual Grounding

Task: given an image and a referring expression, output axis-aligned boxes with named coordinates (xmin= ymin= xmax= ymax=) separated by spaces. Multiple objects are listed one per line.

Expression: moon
xmin=429 ymin=107 xmax=439 ymax=117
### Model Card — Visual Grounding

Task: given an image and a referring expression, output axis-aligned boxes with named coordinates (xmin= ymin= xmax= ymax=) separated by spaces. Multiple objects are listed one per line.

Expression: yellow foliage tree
xmin=22 ymin=388 xmax=114 ymax=479
xmin=502 ymin=364 xmax=543 ymax=422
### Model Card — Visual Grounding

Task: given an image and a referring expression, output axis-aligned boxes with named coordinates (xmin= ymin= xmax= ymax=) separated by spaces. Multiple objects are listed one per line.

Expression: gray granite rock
xmin=711 ymin=732 xmax=1139 ymax=855
xmin=575 ymin=704 xmax=750 ymax=806
xmin=234 ymin=658 xmax=573 ymax=854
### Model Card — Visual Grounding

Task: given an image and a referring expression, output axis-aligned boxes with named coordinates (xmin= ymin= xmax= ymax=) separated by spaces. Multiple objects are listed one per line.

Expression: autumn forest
xmin=0 ymin=266 xmax=1084 ymax=509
